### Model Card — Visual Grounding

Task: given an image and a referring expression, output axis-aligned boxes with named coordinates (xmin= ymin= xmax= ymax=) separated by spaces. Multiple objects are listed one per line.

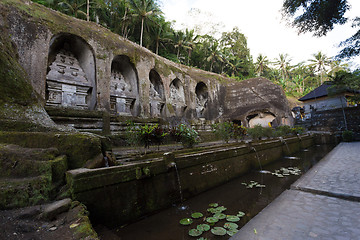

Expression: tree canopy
xmin=282 ymin=0 xmax=359 ymax=60
xmin=282 ymin=0 xmax=350 ymax=36
xmin=31 ymin=0 xmax=358 ymax=99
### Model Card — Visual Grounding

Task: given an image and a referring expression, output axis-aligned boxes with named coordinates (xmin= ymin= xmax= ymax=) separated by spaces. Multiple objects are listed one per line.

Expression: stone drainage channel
xmin=95 ymin=144 xmax=335 ymax=240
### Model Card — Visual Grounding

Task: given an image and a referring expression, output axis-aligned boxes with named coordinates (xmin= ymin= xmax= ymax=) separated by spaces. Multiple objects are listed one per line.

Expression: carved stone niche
xmin=109 ymin=71 xmax=135 ymax=116
xmin=46 ymin=50 xmax=91 ymax=109
xmin=169 ymin=78 xmax=186 ymax=117
xmin=149 ymin=69 xmax=165 ymax=118
xmin=110 ymin=55 xmax=138 ymax=116
xmin=195 ymin=82 xmax=209 ymax=118
xmin=247 ymin=111 xmax=276 ymax=128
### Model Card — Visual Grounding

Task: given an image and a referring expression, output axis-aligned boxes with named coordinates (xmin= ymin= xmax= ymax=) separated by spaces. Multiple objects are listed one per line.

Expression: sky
xmin=161 ymin=0 xmax=360 ymax=68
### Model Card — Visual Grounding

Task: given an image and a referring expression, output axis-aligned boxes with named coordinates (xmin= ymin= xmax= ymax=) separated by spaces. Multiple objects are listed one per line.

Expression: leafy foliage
xmin=172 ymin=124 xmax=199 ymax=148
xmin=31 ymin=0 xmax=357 ymax=97
xmin=125 ymin=121 xmax=167 ymax=151
xmin=282 ymin=0 xmax=350 ymax=37
xmin=247 ymin=124 xmax=305 ymax=140
xmin=212 ymin=122 xmax=247 ymax=143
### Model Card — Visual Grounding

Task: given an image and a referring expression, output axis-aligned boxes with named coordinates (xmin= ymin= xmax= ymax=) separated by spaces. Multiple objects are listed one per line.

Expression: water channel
xmin=95 ymin=143 xmax=336 ymax=240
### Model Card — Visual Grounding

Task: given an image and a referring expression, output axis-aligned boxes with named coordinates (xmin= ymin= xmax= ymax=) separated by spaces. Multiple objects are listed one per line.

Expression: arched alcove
xmin=195 ymin=82 xmax=208 ymax=118
xmin=110 ymin=55 xmax=139 ymax=116
xmin=247 ymin=111 xmax=276 ymax=128
xmin=169 ymin=78 xmax=186 ymax=116
xmin=46 ymin=33 xmax=96 ymax=110
xmin=149 ymin=69 xmax=165 ymax=117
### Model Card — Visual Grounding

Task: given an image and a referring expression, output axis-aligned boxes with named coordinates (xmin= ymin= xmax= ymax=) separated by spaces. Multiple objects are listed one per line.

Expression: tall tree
xmin=184 ymin=29 xmax=198 ymax=66
xmin=128 ymin=0 xmax=161 ymax=47
xmin=274 ymin=53 xmax=292 ymax=84
xmin=282 ymin=0 xmax=350 ymax=37
xmin=282 ymin=0 xmax=359 ymax=61
xmin=151 ymin=19 xmax=171 ymax=55
xmin=206 ymin=40 xmax=223 ymax=72
xmin=337 ymin=17 xmax=360 ymax=59
xmin=255 ymin=54 xmax=270 ymax=77
xmin=172 ymin=30 xmax=190 ymax=62
xmin=58 ymin=0 xmax=87 ymax=19
xmin=308 ymin=51 xmax=331 ymax=85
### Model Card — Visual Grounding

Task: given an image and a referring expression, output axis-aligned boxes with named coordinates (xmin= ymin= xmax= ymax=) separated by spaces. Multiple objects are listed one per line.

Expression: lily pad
xmin=226 ymin=215 xmax=240 ymax=222
xmin=224 ymin=222 xmax=239 ymax=229
xmin=227 ymin=229 xmax=238 ymax=236
xmin=208 ymin=203 xmax=219 ymax=207
xmin=197 ymin=238 xmax=208 ymax=240
xmin=213 ymin=213 xmax=226 ymax=220
xmin=206 ymin=217 xmax=219 ymax=223
xmin=197 ymin=224 xmax=210 ymax=232
xmin=207 ymin=208 xmax=216 ymax=213
xmin=189 ymin=228 xmax=202 ymax=237
xmin=214 ymin=206 xmax=227 ymax=213
xmin=191 ymin=212 xmax=203 ymax=219
xmin=180 ymin=218 xmax=193 ymax=225
xmin=237 ymin=211 xmax=245 ymax=217
xmin=211 ymin=227 xmax=227 ymax=236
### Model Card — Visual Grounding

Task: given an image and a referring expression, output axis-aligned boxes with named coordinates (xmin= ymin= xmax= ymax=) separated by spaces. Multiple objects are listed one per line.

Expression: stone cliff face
xmin=0 ymin=0 xmax=293 ymax=130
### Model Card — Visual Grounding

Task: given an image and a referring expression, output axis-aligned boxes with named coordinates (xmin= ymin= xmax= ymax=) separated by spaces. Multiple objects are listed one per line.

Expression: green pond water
xmin=95 ymin=144 xmax=335 ymax=240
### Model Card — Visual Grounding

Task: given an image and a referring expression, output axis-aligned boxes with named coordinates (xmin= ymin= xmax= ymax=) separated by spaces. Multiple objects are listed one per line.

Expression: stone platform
xmin=231 ymin=142 xmax=360 ymax=240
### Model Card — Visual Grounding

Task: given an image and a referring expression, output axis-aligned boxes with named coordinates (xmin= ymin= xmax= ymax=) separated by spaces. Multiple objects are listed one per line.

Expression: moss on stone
xmin=70 ymin=201 xmax=99 ymax=239
xmin=154 ymin=58 xmax=185 ymax=77
xmin=50 ymin=155 xmax=68 ymax=184
xmin=0 ymin=23 xmax=36 ymax=106
xmin=0 ymin=174 xmax=52 ymax=209
xmin=166 ymin=103 xmax=175 ymax=115
xmin=45 ymin=106 xmax=104 ymax=118
xmin=0 ymin=132 xmax=103 ymax=169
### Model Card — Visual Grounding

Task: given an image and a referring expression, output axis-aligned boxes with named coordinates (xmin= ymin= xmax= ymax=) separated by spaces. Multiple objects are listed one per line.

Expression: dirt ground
xmin=0 ymin=203 xmax=97 ymax=240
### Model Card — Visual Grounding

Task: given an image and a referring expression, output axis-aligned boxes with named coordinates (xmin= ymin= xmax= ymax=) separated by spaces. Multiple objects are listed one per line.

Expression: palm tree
xmin=151 ymin=20 xmax=171 ymax=55
xmin=274 ymin=54 xmax=291 ymax=81
xmin=184 ymin=29 xmax=199 ymax=65
xmin=329 ymin=60 xmax=349 ymax=78
xmin=172 ymin=30 xmax=191 ymax=62
xmin=308 ymin=51 xmax=331 ymax=85
xmin=58 ymin=0 xmax=87 ymax=19
xmin=255 ymin=54 xmax=270 ymax=77
xmin=207 ymin=40 xmax=223 ymax=72
xmin=128 ymin=0 xmax=161 ymax=47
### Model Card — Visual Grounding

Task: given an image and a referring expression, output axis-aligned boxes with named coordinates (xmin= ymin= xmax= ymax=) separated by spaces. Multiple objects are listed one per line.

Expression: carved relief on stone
xmin=110 ymin=95 xmax=134 ymax=116
xmin=110 ymin=71 xmax=135 ymax=116
xmin=169 ymin=83 xmax=185 ymax=107
xmin=149 ymin=82 xmax=161 ymax=100
xmin=110 ymin=71 xmax=133 ymax=96
xmin=149 ymin=81 xmax=164 ymax=117
xmin=149 ymin=101 xmax=164 ymax=118
xmin=46 ymin=50 xmax=92 ymax=109
xmin=196 ymin=94 xmax=208 ymax=117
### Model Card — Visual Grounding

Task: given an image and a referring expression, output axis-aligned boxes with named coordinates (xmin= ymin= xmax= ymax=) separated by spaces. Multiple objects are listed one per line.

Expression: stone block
xmin=40 ymin=198 xmax=72 ymax=220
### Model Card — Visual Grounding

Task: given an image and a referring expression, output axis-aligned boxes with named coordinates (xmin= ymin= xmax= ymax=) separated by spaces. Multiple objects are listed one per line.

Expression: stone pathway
xmin=231 ymin=142 xmax=360 ymax=240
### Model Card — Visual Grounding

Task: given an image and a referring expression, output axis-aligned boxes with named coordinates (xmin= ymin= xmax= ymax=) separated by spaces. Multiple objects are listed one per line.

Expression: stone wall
xmin=296 ymin=106 xmax=360 ymax=136
xmin=66 ymin=135 xmax=315 ymax=227
xmin=0 ymin=0 xmax=293 ymax=130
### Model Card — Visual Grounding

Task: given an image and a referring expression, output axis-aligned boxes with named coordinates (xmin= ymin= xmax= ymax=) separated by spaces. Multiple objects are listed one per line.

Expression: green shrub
xmin=291 ymin=126 xmax=305 ymax=135
xmin=125 ymin=121 xmax=168 ymax=151
xmin=247 ymin=124 xmax=264 ymax=140
xmin=342 ymin=130 xmax=354 ymax=142
xmin=233 ymin=124 xmax=247 ymax=141
xmin=173 ymin=124 xmax=199 ymax=148
xmin=262 ymin=127 xmax=274 ymax=138
xmin=274 ymin=125 xmax=292 ymax=137
xmin=212 ymin=122 xmax=234 ymax=143
xmin=212 ymin=122 xmax=247 ymax=143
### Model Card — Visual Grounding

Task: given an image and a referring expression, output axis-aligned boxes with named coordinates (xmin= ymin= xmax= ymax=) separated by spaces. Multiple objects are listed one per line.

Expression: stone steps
xmin=0 ymin=144 xmax=68 ymax=209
